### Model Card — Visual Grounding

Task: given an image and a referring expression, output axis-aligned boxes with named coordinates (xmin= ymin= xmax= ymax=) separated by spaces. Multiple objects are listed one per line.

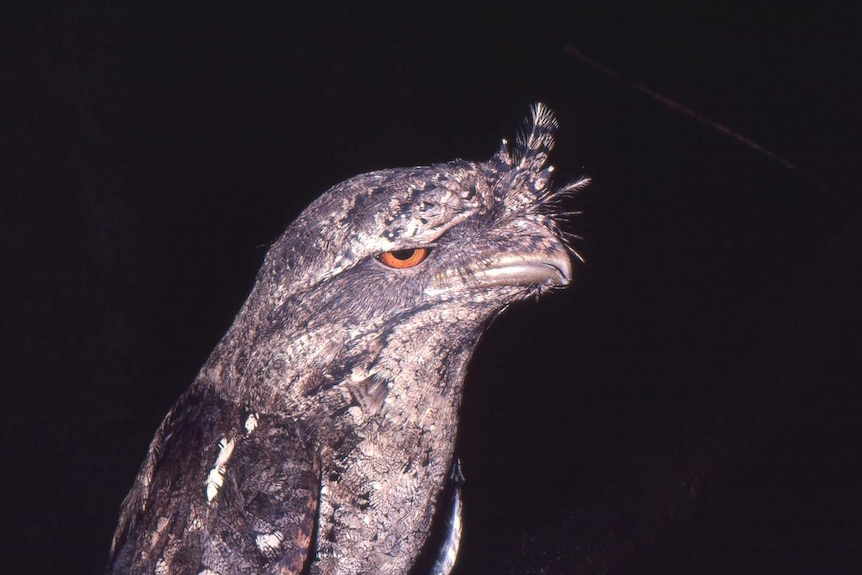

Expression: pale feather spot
xmin=347 ymin=405 xmax=364 ymax=424
xmin=205 ymin=437 xmax=236 ymax=502
xmin=149 ymin=516 xmax=171 ymax=551
xmin=255 ymin=531 xmax=284 ymax=556
xmin=244 ymin=413 xmax=259 ymax=435
xmin=357 ymin=438 xmax=381 ymax=458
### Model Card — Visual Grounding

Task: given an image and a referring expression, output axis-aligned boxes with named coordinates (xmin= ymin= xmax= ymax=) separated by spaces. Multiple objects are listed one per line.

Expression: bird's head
xmin=250 ymin=104 xmax=587 ymax=330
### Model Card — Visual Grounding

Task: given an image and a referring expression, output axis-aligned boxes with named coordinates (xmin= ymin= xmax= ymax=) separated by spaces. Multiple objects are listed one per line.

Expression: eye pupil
xmin=390 ymin=249 xmax=416 ymax=261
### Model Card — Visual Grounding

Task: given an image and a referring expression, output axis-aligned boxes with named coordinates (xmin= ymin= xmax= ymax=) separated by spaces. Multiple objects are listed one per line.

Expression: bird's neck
xmin=195 ymin=299 xmax=490 ymax=427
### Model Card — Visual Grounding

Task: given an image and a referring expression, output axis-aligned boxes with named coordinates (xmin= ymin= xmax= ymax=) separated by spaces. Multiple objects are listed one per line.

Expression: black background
xmin=2 ymin=2 xmax=860 ymax=574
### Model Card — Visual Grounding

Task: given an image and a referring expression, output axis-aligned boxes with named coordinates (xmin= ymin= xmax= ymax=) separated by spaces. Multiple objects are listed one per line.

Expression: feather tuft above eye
xmin=507 ymin=102 xmax=560 ymax=172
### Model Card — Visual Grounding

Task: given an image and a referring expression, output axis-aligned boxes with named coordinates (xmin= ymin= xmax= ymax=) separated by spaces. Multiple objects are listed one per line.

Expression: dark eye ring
xmin=376 ymin=247 xmax=430 ymax=269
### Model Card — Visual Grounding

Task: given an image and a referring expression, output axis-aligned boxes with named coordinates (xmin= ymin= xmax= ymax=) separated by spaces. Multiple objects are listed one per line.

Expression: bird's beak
xmin=466 ymin=247 xmax=572 ymax=289
xmin=425 ymin=219 xmax=572 ymax=296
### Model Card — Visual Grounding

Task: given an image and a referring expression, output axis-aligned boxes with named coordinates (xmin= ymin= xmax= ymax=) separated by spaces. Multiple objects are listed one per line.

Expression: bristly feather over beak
xmin=425 ymin=103 xmax=585 ymax=297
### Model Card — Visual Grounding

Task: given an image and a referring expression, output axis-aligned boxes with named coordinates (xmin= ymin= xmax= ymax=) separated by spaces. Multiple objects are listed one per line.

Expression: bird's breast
xmin=312 ymin=393 xmax=460 ymax=575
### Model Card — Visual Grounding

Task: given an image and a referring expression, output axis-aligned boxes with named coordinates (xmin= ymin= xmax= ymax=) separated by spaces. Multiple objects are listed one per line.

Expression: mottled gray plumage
xmin=107 ymin=104 xmax=587 ymax=575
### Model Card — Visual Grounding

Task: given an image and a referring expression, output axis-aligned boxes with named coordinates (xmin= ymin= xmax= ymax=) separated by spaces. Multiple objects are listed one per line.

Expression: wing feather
xmin=107 ymin=393 xmax=320 ymax=575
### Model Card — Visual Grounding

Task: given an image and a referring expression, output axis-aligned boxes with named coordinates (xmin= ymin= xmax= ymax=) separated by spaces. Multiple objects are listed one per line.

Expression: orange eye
xmin=377 ymin=247 xmax=430 ymax=269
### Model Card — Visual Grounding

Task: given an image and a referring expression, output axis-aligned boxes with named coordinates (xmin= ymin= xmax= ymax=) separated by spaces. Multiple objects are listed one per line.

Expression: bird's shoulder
xmin=108 ymin=390 xmax=320 ymax=575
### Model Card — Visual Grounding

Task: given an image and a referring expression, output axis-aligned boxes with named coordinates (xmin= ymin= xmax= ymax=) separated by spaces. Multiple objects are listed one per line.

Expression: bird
xmin=106 ymin=103 xmax=588 ymax=575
